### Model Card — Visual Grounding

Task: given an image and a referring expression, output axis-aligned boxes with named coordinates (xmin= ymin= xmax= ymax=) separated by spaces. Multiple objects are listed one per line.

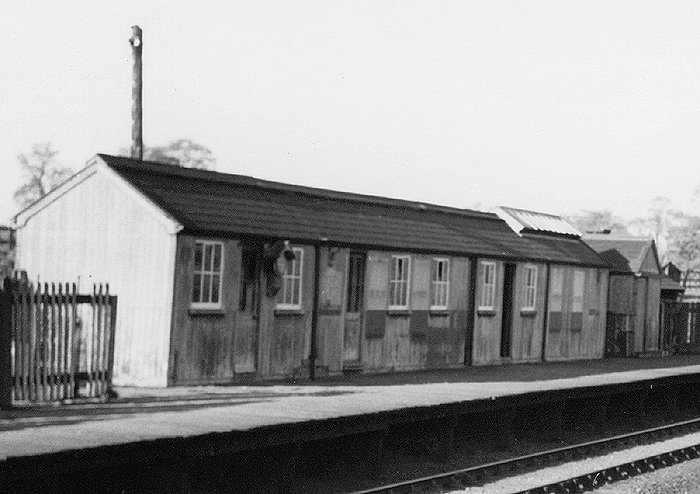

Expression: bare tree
xmin=566 ymin=209 xmax=629 ymax=235
xmin=13 ymin=143 xmax=75 ymax=209
xmin=142 ymin=138 xmax=216 ymax=170
xmin=629 ymin=196 xmax=683 ymax=259
xmin=666 ymin=214 xmax=700 ymax=282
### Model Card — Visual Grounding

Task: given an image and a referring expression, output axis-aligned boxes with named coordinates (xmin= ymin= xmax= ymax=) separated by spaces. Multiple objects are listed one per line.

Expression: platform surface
xmin=3 ymin=356 xmax=700 ymax=461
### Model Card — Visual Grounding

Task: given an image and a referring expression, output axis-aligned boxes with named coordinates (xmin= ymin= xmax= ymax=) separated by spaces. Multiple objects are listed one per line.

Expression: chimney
xmin=129 ymin=25 xmax=143 ymax=160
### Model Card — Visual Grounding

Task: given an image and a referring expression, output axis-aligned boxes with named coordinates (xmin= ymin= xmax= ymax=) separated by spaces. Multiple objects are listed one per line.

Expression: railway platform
xmin=3 ymin=355 xmax=700 ymax=493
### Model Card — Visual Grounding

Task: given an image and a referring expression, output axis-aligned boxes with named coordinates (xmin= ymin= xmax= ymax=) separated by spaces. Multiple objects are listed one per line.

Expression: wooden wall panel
xmin=634 ymin=278 xmax=648 ymax=354
xmin=472 ymin=259 xmax=504 ymax=365
xmin=511 ymin=263 xmax=546 ymax=363
xmin=645 ymin=277 xmax=661 ymax=352
xmin=258 ymin=245 xmax=315 ymax=378
xmin=361 ymin=253 xmax=469 ymax=372
xmin=362 ymin=252 xmax=389 ymax=370
xmin=544 ymin=267 xmax=606 ymax=361
xmin=169 ymin=236 xmax=238 ymax=385
xmin=608 ymin=275 xmax=636 ymax=315
xmin=16 ymin=169 xmax=176 ymax=386
xmin=317 ymin=247 xmax=348 ymax=374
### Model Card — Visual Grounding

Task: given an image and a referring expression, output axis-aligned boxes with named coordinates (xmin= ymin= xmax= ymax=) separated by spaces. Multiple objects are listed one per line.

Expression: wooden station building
xmin=584 ymin=234 xmax=663 ymax=357
xmin=14 ymin=155 xmax=610 ymax=386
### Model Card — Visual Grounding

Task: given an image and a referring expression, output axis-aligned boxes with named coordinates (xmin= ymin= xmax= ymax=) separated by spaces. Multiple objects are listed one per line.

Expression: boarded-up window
xmin=571 ymin=270 xmax=585 ymax=332
xmin=278 ymin=247 xmax=304 ymax=309
xmin=431 ymin=258 xmax=450 ymax=310
xmin=522 ymin=265 xmax=537 ymax=310
xmin=346 ymin=252 xmax=366 ymax=312
xmin=192 ymin=240 xmax=224 ymax=309
xmin=389 ymin=255 xmax=411 ymax=309
xmin=548 ymin=267 xmax=564 ymax=332
xmin=479 ymin=261 xmax=496 ymax=310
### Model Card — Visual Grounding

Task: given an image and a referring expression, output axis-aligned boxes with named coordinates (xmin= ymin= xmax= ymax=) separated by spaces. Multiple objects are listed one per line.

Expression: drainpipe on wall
xmin=541 ymin=263 xmax=551 ymax=362
xmin=308 ymin=242 xmax=322 ymax=380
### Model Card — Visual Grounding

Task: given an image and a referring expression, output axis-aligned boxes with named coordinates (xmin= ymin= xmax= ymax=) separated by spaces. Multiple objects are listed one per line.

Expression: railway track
xmin=346 ymin=416 xmax=700 ymax=494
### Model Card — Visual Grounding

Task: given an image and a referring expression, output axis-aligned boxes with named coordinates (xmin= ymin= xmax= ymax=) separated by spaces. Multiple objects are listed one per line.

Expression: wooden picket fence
xmin=0 ymin=276 xmax=117 ymax=408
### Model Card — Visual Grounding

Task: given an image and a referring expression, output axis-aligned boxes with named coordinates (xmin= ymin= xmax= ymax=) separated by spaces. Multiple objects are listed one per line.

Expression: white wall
xmin=15 ymin=164 xmax=177 ymax=386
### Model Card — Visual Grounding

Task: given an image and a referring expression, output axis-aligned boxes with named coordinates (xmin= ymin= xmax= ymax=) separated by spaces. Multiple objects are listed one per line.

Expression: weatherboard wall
xmin=15 ymin=167 xmax=176 ymax=387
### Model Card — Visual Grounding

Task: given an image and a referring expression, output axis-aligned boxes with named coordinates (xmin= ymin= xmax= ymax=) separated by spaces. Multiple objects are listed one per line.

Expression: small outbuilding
xmin=584 ymin=234 xmax=662 ymax=357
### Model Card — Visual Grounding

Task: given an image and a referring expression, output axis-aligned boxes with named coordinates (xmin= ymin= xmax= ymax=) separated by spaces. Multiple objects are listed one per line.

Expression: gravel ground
xmin=449 ymin=432 xmax=700 ymax=494
xmin=594 ymin=457 xmax=700 ymax=494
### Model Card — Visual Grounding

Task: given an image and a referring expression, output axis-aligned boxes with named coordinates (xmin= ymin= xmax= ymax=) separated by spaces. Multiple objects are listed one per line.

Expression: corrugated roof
xmin=496 ymin=206 xmax=582 ymax=237
xmin=583 ymin=235 xmax=659 ymax=274
xmin=98 ymin=154 xmax=608 ymax=266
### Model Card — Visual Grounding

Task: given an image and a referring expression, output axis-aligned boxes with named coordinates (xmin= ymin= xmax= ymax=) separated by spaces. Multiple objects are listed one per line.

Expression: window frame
xmin=191 ymin=240 xmax=225 ymax=310
xmin=277 ymin=247 xmax=304 ymax=310
xmin=522 ymin=265 xmax=538 ymax=310
xmin=430 ymin=258 xmax=450 ymax=310
xmin=479 ymin=261 xmax=497 ymax=311
xmin=388 ymin=255 xmax=412 ymax=310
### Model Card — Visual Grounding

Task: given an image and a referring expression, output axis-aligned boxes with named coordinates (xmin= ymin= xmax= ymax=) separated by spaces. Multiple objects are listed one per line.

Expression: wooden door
xmin=343 ymin=252 xmax=366 ymax=365
xmin=235 ymin=248 xmax=260 ymax=373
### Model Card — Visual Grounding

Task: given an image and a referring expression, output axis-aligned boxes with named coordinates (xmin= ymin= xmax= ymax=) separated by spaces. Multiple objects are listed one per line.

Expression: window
xmin=278 ymin=247 xmax=304 ymax=309
xmin=522 ymin=265 xmax=538 ymax=310
xmin=192 ymin=240 xmax=224 ymax=309
xmin=571 ymin=270 xmax=585 ymax=332
xmin=479 ymin=262 xmax=496 ymax=310
xmin=431 ymin=258 xmax=450 ymax=310
xmin=389 ymin=255 xmax=411 ymax=309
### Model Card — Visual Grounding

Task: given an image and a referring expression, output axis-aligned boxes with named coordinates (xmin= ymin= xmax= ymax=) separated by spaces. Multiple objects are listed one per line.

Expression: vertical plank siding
xmin=15 ymin=170 xmax=176 ymax=386
xmin=0 ymin=277 xmax=116 ymax=404
xmin=169 ymin=237 xmax=238 ymax=384
xmin=544 ymin=267 xmax=607 ymax=361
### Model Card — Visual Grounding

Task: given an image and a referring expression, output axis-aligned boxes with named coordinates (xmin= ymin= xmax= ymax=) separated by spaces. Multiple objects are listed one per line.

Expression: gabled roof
xmin=583 ymin=234 xmax=661 ymax=275
xmin=96 ymin=154 xmax=608 ymax=266
xmin=495 ymin=206 xmax=582 ymax=237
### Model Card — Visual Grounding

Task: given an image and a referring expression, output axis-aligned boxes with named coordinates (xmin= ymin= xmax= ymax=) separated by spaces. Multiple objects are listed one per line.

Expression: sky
xmin=2 ymin=1 xmax=700 ymax=225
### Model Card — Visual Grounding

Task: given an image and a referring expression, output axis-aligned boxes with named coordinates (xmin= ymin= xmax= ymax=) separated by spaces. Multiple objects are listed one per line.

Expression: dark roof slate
xmin=99 ymin=154 xmax=608 ymax=266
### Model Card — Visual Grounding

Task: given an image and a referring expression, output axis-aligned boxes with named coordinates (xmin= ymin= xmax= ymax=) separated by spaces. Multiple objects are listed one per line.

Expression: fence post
xmin=0 ymin=278 xmax=13 ymax=409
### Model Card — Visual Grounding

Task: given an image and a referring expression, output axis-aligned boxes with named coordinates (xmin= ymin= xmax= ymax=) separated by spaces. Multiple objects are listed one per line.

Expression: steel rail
xmin=346 ymin=416 xmax=700 ymax=494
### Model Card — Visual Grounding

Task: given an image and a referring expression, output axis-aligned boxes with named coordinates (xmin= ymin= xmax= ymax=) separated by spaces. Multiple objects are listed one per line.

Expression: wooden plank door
xmin=235 ymin=248 xmax=260 ymax=373
xmin=343 ymin=252 xmax=366 ymax=366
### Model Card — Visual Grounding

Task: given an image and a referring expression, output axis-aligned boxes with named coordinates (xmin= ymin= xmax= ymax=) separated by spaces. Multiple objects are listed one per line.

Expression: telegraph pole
xmin=129 ymin=25 xmax=143 ymax=160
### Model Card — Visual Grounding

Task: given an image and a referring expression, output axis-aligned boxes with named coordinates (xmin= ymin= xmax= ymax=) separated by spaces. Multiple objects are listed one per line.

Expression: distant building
xmin=584 ymin=234 xmax=662 ymax=357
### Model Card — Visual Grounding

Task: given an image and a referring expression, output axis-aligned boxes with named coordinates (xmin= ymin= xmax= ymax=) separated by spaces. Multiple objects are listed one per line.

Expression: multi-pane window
xmin=192 ymin=240 xmax=224 ymax=308
xmin=389 ymin=255 xmax=411 ymax=309
xmin=278 ymin=248 xmax=304 ymax=309
xmin=431 ymin=258 xmax=450 ymax=310
xmin=571 ymin=270 xmax=585 ymax=332
xmin=522 ymin=265 xmax=538 ymax=310
xmin=479 ymin=262 xmax=496 ymax=310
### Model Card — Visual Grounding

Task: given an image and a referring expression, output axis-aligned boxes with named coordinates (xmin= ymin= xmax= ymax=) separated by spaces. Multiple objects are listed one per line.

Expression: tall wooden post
xmin=129 ymin=25 xmax=143 ymax=160
xmin=0 ymin=278 xmax=13 ymax=409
